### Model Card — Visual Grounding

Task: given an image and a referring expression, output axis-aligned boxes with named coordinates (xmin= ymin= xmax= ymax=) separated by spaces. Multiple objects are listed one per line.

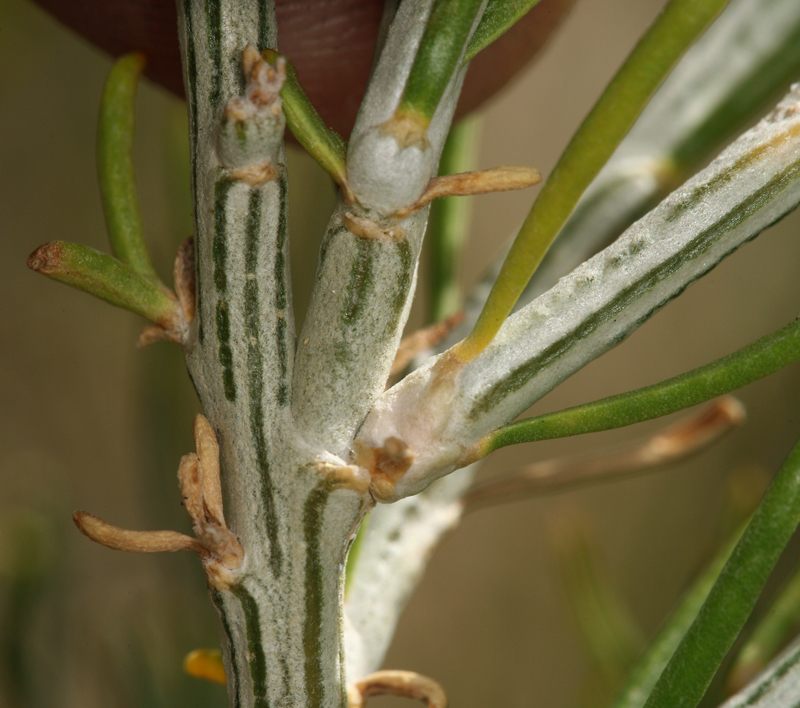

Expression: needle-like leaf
xmin=456 ymin=0 xmax=732 ymax=361
xmin=97 ymin=53 xmax=161 ymax=284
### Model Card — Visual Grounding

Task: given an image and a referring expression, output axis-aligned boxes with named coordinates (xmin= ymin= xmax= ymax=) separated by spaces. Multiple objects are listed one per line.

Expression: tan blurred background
xmin=2 ymin=0 xmax=800 ymax=706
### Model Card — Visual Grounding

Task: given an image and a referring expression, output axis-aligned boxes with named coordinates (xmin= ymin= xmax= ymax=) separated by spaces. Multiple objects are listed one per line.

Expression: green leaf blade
xmin=262 ymin=50 xmax=348 ymax=188
xmin=458 ymin=0 xmax=732 ymax=360
xmin=27 ymin=241 xmax=177 ymax=325
xmin=486 ymin=316 xmax=800 ymax=454
xmin=727 ymin=561 xmax=800 ymax=694
xmin=397 ymin=0 xmax=486 ymax=127
xmin=97 ymin=52 xmax=160 ymax=284
xmin=464 ymin=0 xmax=543 ymax=60
xmin=612 ymin=526 xmax=744 ymax=708
xmin=641 ymin=437 xmax=800 ymax=708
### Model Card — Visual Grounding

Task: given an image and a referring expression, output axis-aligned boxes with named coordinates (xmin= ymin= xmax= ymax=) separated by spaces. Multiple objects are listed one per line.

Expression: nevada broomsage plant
xmin=24 ymin=0 xmax=800 ymax=706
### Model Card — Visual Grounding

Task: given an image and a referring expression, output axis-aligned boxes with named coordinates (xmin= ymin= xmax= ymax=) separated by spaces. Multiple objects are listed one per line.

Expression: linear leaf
xmin=641 ymin=436 xmax=800 ymax=708
xmin=97 ymin=53 xmax=160 ymax=284
xmin=464 ymin=0 xmax=543 ymax=61
xmin=27 ymin=241 xmax=177 ymax=324
xmin=482 ymin=317 xmax=800 ymax=454
xmin=457 ymin=0 xmax=731 ymax=361
xmin=354 ymin=86 xmax=800 ymax=502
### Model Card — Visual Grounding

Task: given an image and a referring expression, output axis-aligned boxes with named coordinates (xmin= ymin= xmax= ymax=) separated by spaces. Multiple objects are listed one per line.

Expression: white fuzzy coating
xmin=344 ymin=469 xmax=473 ymax=680
xmin=217 ymin=109 xmax=286 ymax=169
xmin=345 ymin=0 xmax=475 ymax=215
xmin=343 ymin=5 xmax=800 ymax=689
xmin=720 ymin=635 xmax=800 ymax=708
xmin=357 ymin=84 xmax=800 ymax=502
xmin=347 ymin=127 xmax=434 ymax=216
xmin=618 ymin=0 xmax=800 ymax=161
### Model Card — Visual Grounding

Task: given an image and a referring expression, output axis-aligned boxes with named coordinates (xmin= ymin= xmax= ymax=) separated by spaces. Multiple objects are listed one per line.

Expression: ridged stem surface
xmin=177 ymin=3 xmax=367 ymax=708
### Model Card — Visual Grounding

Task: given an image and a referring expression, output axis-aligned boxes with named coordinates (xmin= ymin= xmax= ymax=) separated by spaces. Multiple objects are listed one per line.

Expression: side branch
xmin=354 ymin=85 xmax=800 ymax=502
xmin=73 ymin=415 xmax=243 ymax=589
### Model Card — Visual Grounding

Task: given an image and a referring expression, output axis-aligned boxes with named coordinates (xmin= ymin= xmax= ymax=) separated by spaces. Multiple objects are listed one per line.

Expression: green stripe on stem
xmin=428 ymin=115 xmax=481 ymax=322
xmin=611 ymin=526 xmax=744 ymax=708
xmin=464 ymin=0 xmax=543 ymax=61
xmin=639 ymin=436 xmax=800 ymax=708
xmin=726 ymin=560 xmax=800 ymax=694
xmin=394 ymin=0 xmax=486 ymax=131
xmin=262 ymin=50 xmax=348 ymax=189
xmin=478 ymin=315 xmax=800 ymax=456
xmin=456 ymin=0 xmax=731 ymax=361
xmin=27 ymin=241 xmax=176 ymax=325
xmin=97 ymin=53 xmax=160 ymax=284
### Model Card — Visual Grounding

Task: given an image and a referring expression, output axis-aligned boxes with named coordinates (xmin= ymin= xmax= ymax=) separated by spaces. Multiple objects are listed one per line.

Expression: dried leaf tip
xmin=73 ymin=512 xmax=205 ymax=555
xmin=228 ymin=43 xmax=286 ymax=120
xmin=27 ymin=242 xmax=62 ymax=274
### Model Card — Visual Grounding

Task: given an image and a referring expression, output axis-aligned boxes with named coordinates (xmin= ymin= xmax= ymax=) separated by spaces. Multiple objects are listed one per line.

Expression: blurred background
xmin=2 ymin=0 xmax=800 ymax=706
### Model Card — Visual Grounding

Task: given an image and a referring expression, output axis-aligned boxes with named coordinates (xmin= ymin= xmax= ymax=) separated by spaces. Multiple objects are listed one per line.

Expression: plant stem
xmin=479 ymin=316 xmax=800 ymax=456
xmin=294 ymin=0 xmax=470 ymax=456
xmin=177 ymin=3 xmax=368 ymax=708
xmin=456 ymin=0 xmax=731 ymax=361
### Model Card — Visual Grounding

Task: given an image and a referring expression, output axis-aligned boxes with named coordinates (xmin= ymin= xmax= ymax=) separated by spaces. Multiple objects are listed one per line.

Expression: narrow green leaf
xmin=97 ymin=52 xmax=160 ymax=284
xmin=262 ymin=50 xmax=348 ymax=188
xmin=457 ymin=0 xmax=731 ymax=361
xmin=726 ymin=560 xmax=800 ymax=694
xmin=464 ymin=0 xmax=543 ymax=61
xmin=27 ymin=241 xmax=177 ymax=325
xmin=482 ymin=316 xmax=800 ymax=455
xmin=611 ymin=526 xmax=744 ymax=708
xmin=395 ymin=0 xmax=486 ymax=130
xmin=640 ymin=436 xmax=800 ymax=708
xmin=428 ymin=116 xmax=481 ymax=322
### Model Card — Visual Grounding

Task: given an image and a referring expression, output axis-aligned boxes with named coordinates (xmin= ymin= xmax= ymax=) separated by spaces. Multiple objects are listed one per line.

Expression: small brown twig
xmin=348 ymin=671 xmax=447 ymax=708
xmin=395 ymin=165 xmax=542 ymax=218
xmin=462 ymin=396 xmax=746 ymax=512
xmin=73 ymin=414 xmax=243 ymax=588
xmin=389 ymin=310 xmax=465 ymax=383
xmin=137 ymin=237 xmax=196 ymax=348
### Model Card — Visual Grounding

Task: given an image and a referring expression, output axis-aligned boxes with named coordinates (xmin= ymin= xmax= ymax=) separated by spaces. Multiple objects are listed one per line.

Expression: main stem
xmin=176 ymin=3 xmax=367 ymax=708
